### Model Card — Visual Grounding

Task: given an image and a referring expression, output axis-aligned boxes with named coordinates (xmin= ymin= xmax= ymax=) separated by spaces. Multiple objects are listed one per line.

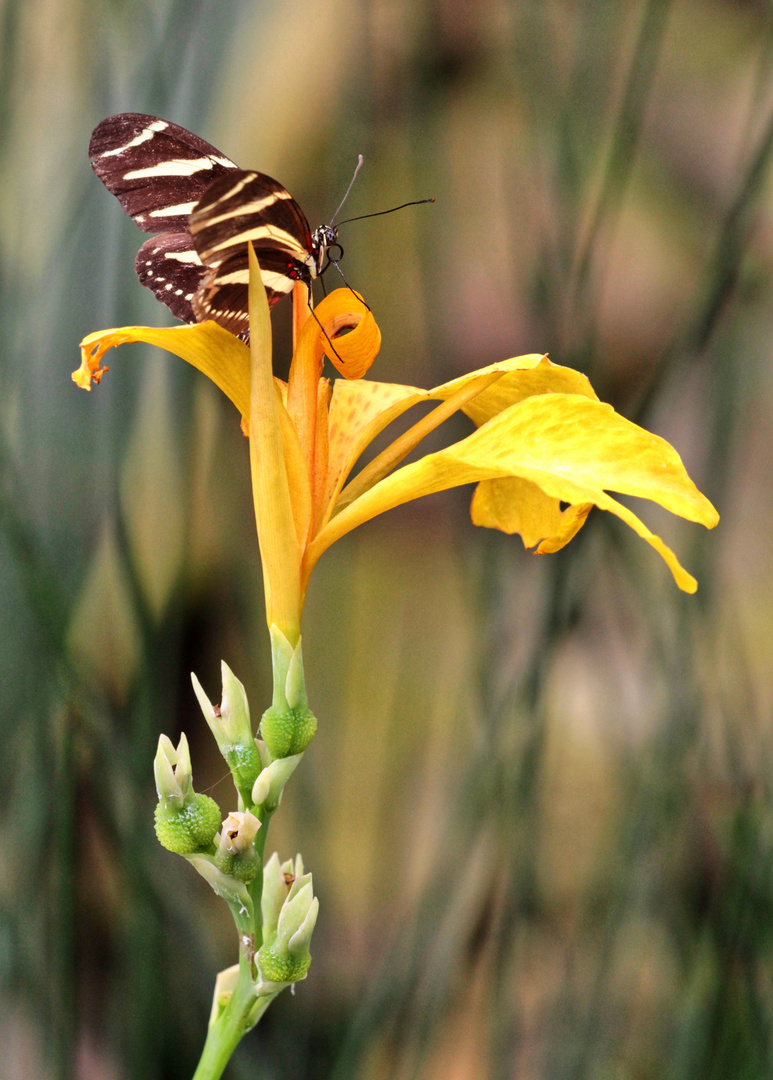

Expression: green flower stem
xmin=248 ymin=806 xmax=270 ymax=947
xmin=192 ymin=955 xmax=277 ymax=1080
xmin=192 ymin=809 xmax=272 ymax=1080
xmin=191 ymin=637 xmax=310 ymax=1080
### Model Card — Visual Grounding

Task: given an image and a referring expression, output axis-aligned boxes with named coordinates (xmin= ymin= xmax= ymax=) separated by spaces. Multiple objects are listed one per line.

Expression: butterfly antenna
xmin=329 ymin=154 xmax=364 ymax=227
xmin=336 ymin=198 xmax=435 ymax=228
xmin=327 ymin=256 xmax=372 ymax=312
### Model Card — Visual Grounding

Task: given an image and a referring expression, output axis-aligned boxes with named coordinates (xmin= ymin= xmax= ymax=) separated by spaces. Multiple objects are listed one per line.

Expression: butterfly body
xmin=89 ymin=113 xmax=334 ymax=338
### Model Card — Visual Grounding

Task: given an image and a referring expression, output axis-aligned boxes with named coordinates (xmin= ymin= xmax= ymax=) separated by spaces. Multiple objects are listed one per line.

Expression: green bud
xmin=257 ymin=858 xmax=317 ymax=985
xmin=251 ymin=753 xmax=302 ymax=812
xmin=260 ymin=708 xmax=316 ymax=759
xmin=261 ymin=627 xmax=317 ymax=759
xmin=154 ymin=797 xmax=221 ymax=855
xmin=214 ymin=810 xmax=261 ymax=883
xmin=257 ymin=944 xmax=312 ymax=984
xmin=192 ymin=663 xmax=261 ymax=796
xmin=153 ymin=733 xmax=220 ymax=854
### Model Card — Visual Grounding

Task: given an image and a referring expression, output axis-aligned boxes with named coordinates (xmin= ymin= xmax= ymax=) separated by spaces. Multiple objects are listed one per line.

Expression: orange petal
xmin=313 ymin=289 xmax=381 ymax=380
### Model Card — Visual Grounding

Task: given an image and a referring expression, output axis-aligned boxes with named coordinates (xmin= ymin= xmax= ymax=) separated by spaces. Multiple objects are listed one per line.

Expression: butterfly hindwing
xmin=135 ymin=233 xmax=207 ymax=324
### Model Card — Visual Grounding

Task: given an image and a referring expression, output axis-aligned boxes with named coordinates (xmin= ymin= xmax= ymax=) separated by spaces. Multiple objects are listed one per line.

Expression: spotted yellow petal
xmin=76 ymin=322 xmax=251 ymax=420
xmin=307 ymin=393 xmax=719 ymax=593
xmin=325 ymin=379 xmax=439 ymax=516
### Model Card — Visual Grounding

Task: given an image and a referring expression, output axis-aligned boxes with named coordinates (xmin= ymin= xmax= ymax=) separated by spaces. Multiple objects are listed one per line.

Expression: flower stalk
xmin=76 ymin=229 xmax=719 ymax=1080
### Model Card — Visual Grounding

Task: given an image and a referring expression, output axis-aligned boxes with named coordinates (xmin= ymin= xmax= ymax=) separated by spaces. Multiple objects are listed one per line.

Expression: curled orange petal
xmin=313 ymin=289 xmax=381 ymax=380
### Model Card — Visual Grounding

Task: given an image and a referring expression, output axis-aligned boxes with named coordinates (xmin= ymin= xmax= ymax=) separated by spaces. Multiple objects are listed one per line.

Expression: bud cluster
xmin=152 ymin=646 xmax=319 ymax=1007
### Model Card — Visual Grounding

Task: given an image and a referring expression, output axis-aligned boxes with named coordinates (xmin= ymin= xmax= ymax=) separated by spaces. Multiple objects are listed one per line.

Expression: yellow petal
xmin=535 ymin=503 xmax=593 ymax=553
xmin=470 ymin=477 xmax=592 ymax=550
xmin=335 ymin=371 xmax=505 ymax=515
xmin=248 ymin=245 xmax=302 ymax=641
xmin=274 ymin=380 xmax=312 ymax=549
xmin=307 ymin=393 xmax=718 ymax=593
xmin=436 ymin=353 xmax=598 ymax=426
xmin=76 ymin=322 xmax=251 ymax=421
xmin=324 ymin=354 xmax=596 ymax=527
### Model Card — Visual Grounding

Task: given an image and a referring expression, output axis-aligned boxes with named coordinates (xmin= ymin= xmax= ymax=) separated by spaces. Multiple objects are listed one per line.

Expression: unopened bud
xmin=214 ymin=810 xmax=261 ymax=883
xmin=257 ymin=857 xmax=317 ymax=984
xmin=153 ymin=733 xmax=220 ymax=854
xmin=261 ymin=853 xmax=289 ymax=941
xmin=154 ymin=733 xmax=192 ymax=802
xmin=192 ymin=663 xmax=261 ymax=797
xmin=261 ymin=627 xmax=317 ymax=758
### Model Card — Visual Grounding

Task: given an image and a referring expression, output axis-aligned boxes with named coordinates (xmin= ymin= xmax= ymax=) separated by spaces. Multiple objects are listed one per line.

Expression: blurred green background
xmin=2 ymin=0 xmax=773 ymax=1077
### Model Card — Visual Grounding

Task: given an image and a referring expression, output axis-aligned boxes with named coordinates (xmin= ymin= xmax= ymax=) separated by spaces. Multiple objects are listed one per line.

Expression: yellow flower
xmin=75 ymin=246 xmax=718 ymax=643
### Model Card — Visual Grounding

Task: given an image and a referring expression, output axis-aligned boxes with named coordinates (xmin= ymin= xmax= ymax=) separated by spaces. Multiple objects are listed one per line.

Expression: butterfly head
xmin=311 ymin=223 xmax=342 ymax=277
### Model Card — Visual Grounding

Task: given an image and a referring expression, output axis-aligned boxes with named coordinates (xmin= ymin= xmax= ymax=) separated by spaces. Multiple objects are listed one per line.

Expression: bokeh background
xmin=2 ymin=1 xmax=773 ymax=1077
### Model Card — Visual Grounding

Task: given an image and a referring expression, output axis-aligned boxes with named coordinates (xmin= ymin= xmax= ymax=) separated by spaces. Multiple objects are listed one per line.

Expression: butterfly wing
xmin=89 ymin=113 xmax=241 ymax=324
xmin=189 ymin=169 xmax=317 ymax=336
xmin=89 ymin=113 xmax=239 ymax=232
xmin=134 ymin=233 xmax=208 ymax=324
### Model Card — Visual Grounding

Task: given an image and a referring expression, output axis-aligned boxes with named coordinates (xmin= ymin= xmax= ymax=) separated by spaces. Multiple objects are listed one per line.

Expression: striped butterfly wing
xmin=89 ymin=113 xmax=240 ymax=323
xmin=189 ymin=170 xmax=318 ymax=338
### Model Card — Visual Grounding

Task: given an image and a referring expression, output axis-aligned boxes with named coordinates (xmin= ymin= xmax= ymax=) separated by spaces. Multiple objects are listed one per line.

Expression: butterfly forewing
xmin=89 ymin=113 xmax=239 ymax=233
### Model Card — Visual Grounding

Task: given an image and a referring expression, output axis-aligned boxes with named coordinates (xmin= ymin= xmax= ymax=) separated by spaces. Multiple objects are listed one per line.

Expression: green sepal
xmin=185 ymin=853 xmax=254 ymax=933
xmin=154 ymin=793 xmax=220 ymax=855
xmin=260 ymin=706 xmax=317 ymax=759
xmin=209 ymin=965 xmax=239 ymax=1030
xmin=252 ymin=753 xmax=303 ymax=812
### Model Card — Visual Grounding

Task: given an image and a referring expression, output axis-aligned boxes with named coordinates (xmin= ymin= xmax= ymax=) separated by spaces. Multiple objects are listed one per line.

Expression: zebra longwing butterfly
xmin=89 ymin=113 xmax=338 ymax=338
